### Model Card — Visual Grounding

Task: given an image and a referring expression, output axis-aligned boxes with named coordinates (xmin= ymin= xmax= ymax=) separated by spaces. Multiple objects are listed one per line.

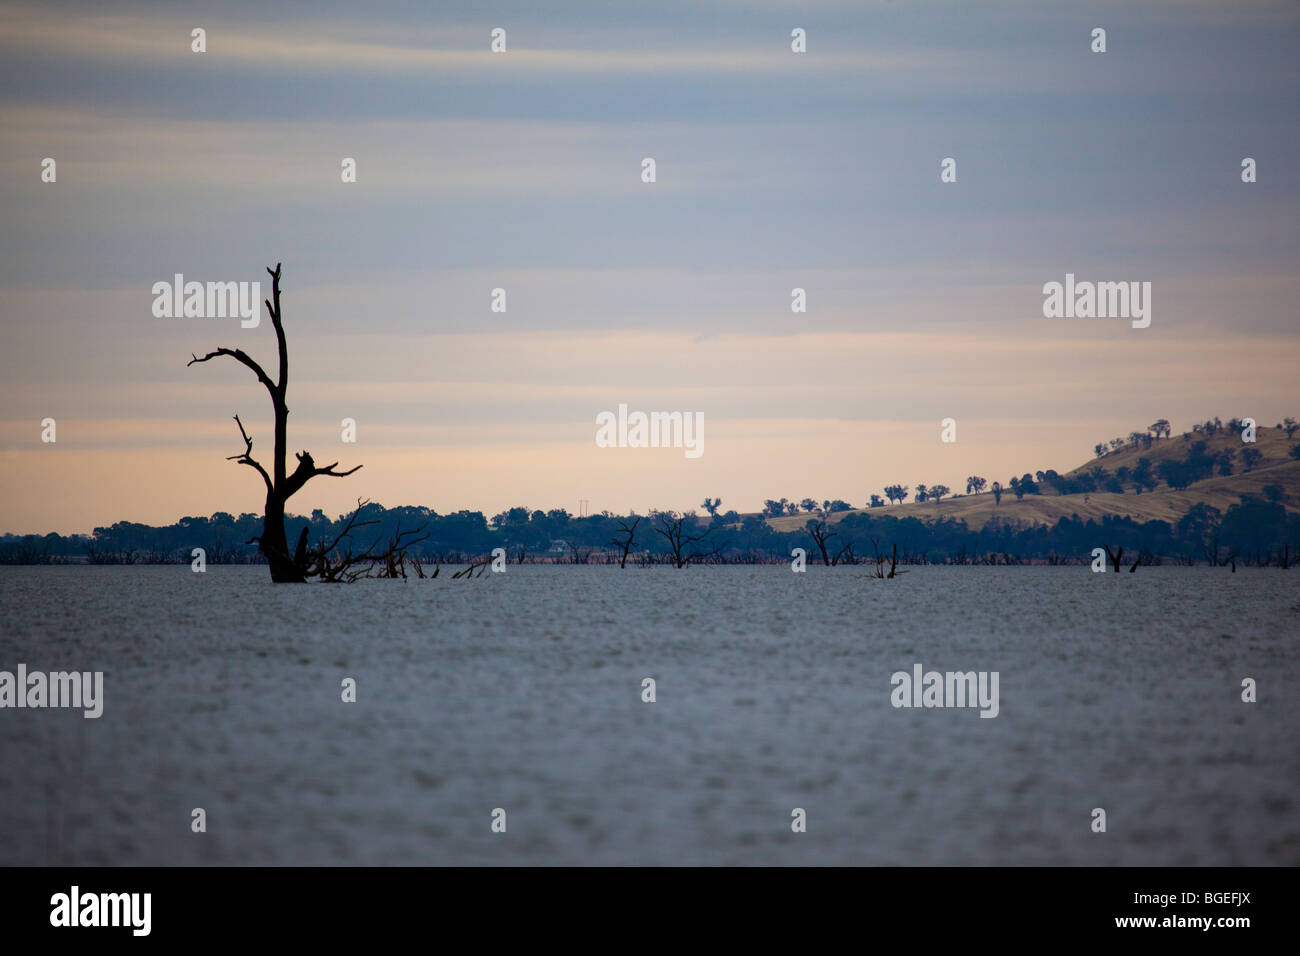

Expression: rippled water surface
xmin=1 ymin=565 xmax=1297 ymax=865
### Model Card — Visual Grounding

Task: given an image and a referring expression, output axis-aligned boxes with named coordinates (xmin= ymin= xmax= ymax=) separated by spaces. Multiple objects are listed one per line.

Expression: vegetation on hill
xmin=767 ymin=417 xmax=1300 ymax=533
xmin=2 ymin=416 xmax=1296 ymax=569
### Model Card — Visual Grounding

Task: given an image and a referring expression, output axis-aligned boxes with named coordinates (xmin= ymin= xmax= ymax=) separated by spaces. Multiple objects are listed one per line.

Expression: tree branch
xmin=282 ymin=449 xmax=362 ymax=500
xmin=188 ymin=348 xmax=278 ymax=401
xmin=267 ymin=262 xmax=287 ymax=393
xmin=224 ymin=414 xmax=273 ymax=494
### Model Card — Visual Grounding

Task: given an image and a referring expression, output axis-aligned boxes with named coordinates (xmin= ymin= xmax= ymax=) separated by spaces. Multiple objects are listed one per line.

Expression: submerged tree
xmin=653 ymin=513 xmax=719 ymax=568
xmin=188 ymin=264 xmax=361 ymax=582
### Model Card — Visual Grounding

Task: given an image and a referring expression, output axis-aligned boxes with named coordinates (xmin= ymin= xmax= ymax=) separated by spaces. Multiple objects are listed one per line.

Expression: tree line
xmin=5 ymin=490 xmax=1296 ymax=568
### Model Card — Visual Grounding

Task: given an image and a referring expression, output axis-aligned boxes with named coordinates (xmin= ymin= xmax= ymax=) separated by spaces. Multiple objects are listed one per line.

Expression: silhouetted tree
xmin=806 ymin=518 xmax=836 ymax=565
xmin=188 ymin=264 xmax=361 ymax=582
xmin=653 ymin=513 xmax=717 ymax=568
xmin=610 ymin=516 xmax=640 ymax=568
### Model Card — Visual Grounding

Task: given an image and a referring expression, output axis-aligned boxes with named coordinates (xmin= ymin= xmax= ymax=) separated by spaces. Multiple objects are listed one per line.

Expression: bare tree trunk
xmin=808 ymin=518 xmax=835 ymax=566
xmin=611 ymin=517 xmax=640 ymax=569
xmin=188 ymin=264 xmax=361 ymax=582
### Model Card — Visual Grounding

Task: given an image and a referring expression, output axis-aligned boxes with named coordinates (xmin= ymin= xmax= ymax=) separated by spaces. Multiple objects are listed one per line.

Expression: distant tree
xmin=653 ymin=513 xmax=717 ymax=568
xmin=1177 ymin=503 xmax=1223 ymax=564
xmin=806 ymin=518 xmax=836 ymax=566
xmin=785 ymin=502 xmax=800 ymax=516
xmin=928 ymin=484 xmax=950 ymax=502
xmin=1216 ymin=450 xmax=1235 ymax=476
xmin=1009 ymin=477 xmax=1025 ymax=500
xmin=868 ymin=494 xmax=886 ymax=508
xmin=701 ymin=497 xmax=722 ymax=517
xmin=609 ymin=516 xmax=640 ymax=569
xmin=1263 ymin=483 xmax=1285 ymax=503
xmin=1284 ymin=417 xmax=1299 ymax=439
xmin=1131 ymin=458 xmax=1155 ymax=494
xmin=915 ymin=484 xmax=929 ymax=503
xmin=1150 ymin=419 xmax=1171 ymax=439
xmin=1158 ymin=459 xmax=1191 ymax=490
xmin=1018 ymin=473 xmax=1040 ymax=495
xmin=1242 ymin=447 xmax=1263 ymax=472
xmin=720 ymin=509 xmax=741 ymax=524
xmin=1220 ymin=493 xmax=1285 ymax=565
xmin=762 ymin=499 xmax=784 ymax=517
xmin=1292 ymin=443 xmax=1300 ymax=460
xmin=800 ymin=498 xmax=818 ymax=513
xmin=1104 ymin=477 xmax=1125 ymax=494
xmin=1109 ymin=438 xmax=1124 ymax=452
xmin=1094 ymin=443 xmax=1107 ymax=458
xmin=883 ymin=484 xmax=909 ymax=505
xmin=965 ymin=476 xmax=987 ymax=495
xmin=991 ymin=481 xmax=1002 ymax=505
xmin=827 ymin=499 xmax=852 ymax=512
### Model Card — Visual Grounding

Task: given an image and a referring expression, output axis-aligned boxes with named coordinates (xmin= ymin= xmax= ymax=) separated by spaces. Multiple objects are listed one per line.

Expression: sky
xmin=1 ymin=0 xmax=1297 ymax=534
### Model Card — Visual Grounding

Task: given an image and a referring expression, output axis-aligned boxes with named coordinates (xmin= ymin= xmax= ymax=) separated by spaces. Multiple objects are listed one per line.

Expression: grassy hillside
xmin=766 ymin=424 xmax=1300 ymax=532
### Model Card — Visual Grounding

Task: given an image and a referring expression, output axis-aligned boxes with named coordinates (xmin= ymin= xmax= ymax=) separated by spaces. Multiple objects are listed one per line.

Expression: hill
xmin=765 ymin=422 xmax=1300 ymax=533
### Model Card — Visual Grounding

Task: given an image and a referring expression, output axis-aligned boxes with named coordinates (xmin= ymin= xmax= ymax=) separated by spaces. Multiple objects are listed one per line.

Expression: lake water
xmin=1 ymin=565 xmax=1297 ymax=865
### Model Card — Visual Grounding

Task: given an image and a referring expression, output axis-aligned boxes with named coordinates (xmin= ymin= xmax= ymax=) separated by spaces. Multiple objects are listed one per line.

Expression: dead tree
xmin=653 ymin=513 xmax=719 ymax=568
xmin=870 ymin=540 xmax=907 ymax=579
xmin=610 ymin=517 xmax=640 ymax=569
xmin=301 ymin=499 xmax=429 ymax=583
xmin=807 ymin=518 xmax=836 ymax=566
xmin=188 ymin=264 xmax=360 ymax=582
